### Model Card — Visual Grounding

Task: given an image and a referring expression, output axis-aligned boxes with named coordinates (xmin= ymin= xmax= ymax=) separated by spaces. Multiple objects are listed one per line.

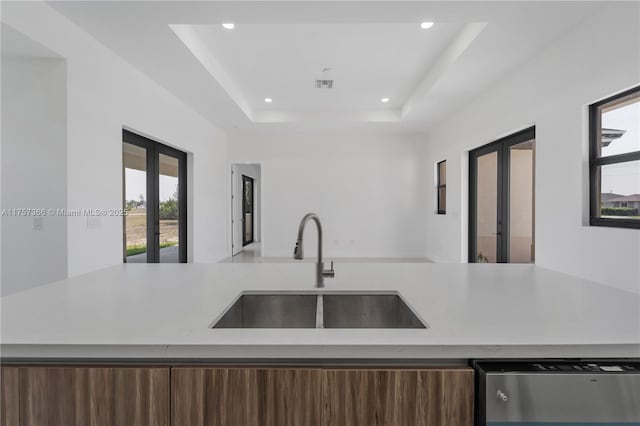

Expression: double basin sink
xmin=211 ymin=291 xmax=427 ymax=329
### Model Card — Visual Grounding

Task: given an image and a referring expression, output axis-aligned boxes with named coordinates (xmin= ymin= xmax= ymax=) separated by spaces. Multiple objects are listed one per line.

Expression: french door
xmin=469 ymin=127 xmax=535 ymax=263
xmin=242 ymin=174 xmax=254 ymax=246
xmin=122 ymin=129 xmax=187 ymax=263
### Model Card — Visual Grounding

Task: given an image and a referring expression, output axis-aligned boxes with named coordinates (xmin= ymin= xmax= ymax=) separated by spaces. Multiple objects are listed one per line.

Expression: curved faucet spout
xmin=293 ymin=213 xmax=334 ymax=287
xmin=294 ymin=213 xmax=322 ymax=264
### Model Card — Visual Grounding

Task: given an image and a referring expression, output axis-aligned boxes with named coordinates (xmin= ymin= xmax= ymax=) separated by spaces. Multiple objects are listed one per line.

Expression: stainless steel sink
xmin=321 ymin=294 xmax=425 ymax=328
xmin=211 ymin=291 xmax=427 ymax=329
xmin=212 ymin=294 xmax=318 ymax=328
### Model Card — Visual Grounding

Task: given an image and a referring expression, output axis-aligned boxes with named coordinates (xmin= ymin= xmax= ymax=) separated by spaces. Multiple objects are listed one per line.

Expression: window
xmin=437 ymin=160 xmax=446 ymax=214
xmin=589 ymin=86 xmax=640 ymax=229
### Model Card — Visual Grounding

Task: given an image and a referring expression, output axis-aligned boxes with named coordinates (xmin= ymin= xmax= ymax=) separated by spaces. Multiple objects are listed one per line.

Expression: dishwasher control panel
xmin=476 ymin=360 xmax=640 ymax=373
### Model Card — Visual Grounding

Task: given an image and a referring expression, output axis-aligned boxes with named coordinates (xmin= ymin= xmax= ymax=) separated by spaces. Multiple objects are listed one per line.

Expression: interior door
xmin=242 ymin=175 xmax=254 ymax=246
xmin=469 ymin=127 xmax=535 ymax=263
xmin=123 ymin=130 xmax=187 ymax=263
xmin=231 ymin=166 xmax=243 ymax=255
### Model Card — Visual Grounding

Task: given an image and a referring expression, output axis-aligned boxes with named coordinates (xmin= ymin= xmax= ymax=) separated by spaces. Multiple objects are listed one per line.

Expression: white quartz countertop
xmin=1 ymin=263 xmax=639 ymax=360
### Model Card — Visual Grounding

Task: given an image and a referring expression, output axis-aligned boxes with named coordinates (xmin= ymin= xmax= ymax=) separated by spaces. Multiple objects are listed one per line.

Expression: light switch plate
xmin=33 ymin=217 xmax=43 ymax=230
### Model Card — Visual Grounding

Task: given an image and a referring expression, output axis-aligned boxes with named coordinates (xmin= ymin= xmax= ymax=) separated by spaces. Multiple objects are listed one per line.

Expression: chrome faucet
xmin=293 ymin=213 xmax=335 ymax=288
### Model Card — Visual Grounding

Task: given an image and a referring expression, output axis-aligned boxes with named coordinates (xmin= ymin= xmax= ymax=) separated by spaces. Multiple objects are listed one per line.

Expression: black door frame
xmin=469 ymin=126 xmax=535 ymax=263
xmin=242 ymin=174 xmax=254 ymax=246
xmin=123 ymin=129 xmax=187 ymax=263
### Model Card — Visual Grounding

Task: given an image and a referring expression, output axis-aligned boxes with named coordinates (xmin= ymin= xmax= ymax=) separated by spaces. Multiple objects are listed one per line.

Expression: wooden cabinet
xmin=172 ymin=366 xmax=473 ymax=426
xmin=0 ymin=366 xmax=169 ymax=426
xmin=171 ymin=367 xmax=323 ymax=426
xmin=323 ymin=367 xmax=474 ymax=426
xmin=2 ymin=365 xmax=473 ymax=426
xmin=1 ymin=367 xmax=19 ymax=426
xmin=111 ymin=368 xmax=169 ymax=425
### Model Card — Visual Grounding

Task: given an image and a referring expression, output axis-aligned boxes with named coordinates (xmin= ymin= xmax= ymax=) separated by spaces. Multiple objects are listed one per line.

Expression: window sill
xmin=590 ymin=217 xmax=640 ymax=229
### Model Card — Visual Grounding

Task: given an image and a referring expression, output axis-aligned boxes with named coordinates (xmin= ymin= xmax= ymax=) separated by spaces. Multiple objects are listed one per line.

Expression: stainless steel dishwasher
xmin=474 ymin=360 xmax=640 ymax=425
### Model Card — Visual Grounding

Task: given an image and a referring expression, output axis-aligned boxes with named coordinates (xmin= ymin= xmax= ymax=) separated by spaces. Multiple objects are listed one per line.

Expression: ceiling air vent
xmin=315 ymin=79 xmax=333 ymax=89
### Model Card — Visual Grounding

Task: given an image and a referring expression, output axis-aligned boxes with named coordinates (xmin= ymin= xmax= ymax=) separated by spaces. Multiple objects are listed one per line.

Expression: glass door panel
xmin=244 ymin=213 xmax=252 ymax=243
xmin=123 ymin=142 xmax=148 ymax=263
xmin=470 ymin=127 xmax=536 ymax=263
xmin=123 ymin=130 xmax=186 ymax=263
xmin=475 ymin=151 xmax=499 ymax=263
xmin=508 ymin=140 xmax=535 ymax=263
xmin=158 ymin=153 xmax=180 ymax=263
xmin=242 ymin=175 xmax=254 ymax=246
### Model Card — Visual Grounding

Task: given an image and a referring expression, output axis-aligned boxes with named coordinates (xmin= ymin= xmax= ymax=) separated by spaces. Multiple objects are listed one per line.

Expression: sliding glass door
xmin=469 ymin=127 xmax=535 ymax=263
xmin=123 ymin=130 xmax=187 ymax=263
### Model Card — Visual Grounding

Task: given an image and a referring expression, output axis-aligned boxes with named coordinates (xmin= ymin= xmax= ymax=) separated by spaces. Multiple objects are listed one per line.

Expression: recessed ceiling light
xmin=264 ymin=98 xmax=273 ymax=103
xmin=381 ymin=97 xmax=390 ymax=103
xmin=222 ymin=23 xmax=235 ymax=30
xmin=420 ymin=22 xmax=434 ymax=29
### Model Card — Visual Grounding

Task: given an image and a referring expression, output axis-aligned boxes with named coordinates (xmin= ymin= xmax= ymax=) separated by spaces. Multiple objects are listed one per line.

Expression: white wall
xmin=1 ymin=49 xmax=68 ymax=295
xmin=229 ymin=131 xmax=427 ymax=258
xmin=422 ymin=3 xmax=640 ymax=293
xmin=1 ymin=2 xmax=228 ymax=290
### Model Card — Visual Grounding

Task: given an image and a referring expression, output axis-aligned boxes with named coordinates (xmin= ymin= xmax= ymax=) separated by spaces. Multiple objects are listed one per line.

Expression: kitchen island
xmin=1 ymin=262 xmax=638 ymax=359
xmin=1 ymin=263 xmax=639 ymax=426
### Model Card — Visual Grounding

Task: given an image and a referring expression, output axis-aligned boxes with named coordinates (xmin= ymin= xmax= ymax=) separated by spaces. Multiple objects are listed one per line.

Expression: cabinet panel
xmin=20 ymin=367 xmax=114 ymax=426
xmin=171 ymin=367 xmax=322 ymax=426
xmin=113 ymin=368 xmax=169 ymax=426
xmin=4 ymin=364 xmax=473 ymax=426
xmin=323 ymin=368 xmax=474 ymax=426
xmin=440 ymin=368 xmax=475 ymax=425
xmin=15 ymin=367 xmax=168 ymax=426
xmin=1 ymin=367 xmax=20 ymax=426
